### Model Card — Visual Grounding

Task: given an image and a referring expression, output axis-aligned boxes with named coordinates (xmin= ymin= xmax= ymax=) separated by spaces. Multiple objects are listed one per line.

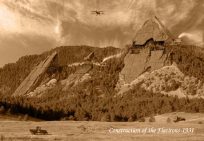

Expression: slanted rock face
xmin=12 ymin=52 xmax=57 ymax=97
xmin=134 ymin=16 xmax=174 ymax=46
xmin=120 ymin=47 xmax=168 ymax=83
xmin=120 ymin=16 xmax=174 ymax=84
xmin=61 ymin=64 xmax=93 ymax=91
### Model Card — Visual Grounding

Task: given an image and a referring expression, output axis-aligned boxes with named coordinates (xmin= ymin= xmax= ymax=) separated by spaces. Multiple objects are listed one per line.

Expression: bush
xmin=167 ymin=117 xmax=171 ymax=123
xmin=101 ymin=114 xmax=110 ymax=122
xmin=0 ymin=135 xmax=5 ymax=141
xmin=0 ymin=106 xmax=5 ymax=114
xmin=128 ymin=117 xmax=134 ymax=122
xmin=149 ymin=116 xmax=156 ymax=122
xmin=60 ymin=117 xmax=69 ymax=121
xmin=6 ymin=108 xmax=11 ymax=115
xmin=68 ymin=115 xmax=75 ymax=121
xmin=198 ymin=121 xmax=203 ymax=124
xmin=18 ymin=115 xmax=22 ymax=121
xmin=110 ymin=113 xmax=116 ymax=122
xmin=23 ymin=114 xmax=29 ymax=121
xmin=138 ymin=117 xmax=145 ymax=122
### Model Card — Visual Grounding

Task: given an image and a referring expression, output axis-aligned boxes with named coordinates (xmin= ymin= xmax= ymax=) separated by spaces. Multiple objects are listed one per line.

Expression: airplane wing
xmin=90 ymin=11 xmax=104 ymax=15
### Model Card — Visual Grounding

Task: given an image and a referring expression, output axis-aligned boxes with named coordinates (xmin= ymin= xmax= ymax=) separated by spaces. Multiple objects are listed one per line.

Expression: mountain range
xmin=0 ymin=44 xmax=204 ymax=121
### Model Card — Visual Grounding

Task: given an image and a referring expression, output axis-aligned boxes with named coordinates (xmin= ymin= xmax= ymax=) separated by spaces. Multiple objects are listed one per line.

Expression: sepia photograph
xmin=0 ymin=0 xmax=204 ymax=140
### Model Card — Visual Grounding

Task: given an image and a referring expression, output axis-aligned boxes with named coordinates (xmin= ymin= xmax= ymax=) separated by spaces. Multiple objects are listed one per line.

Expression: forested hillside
xmin=0 ymin=54 xmax=46 ymax=95
xmin=0 ymin=46 xmax=120 ymax=96
xmin=166 ymin=45 xmax=204 ymax=81
xmin=0 ymin=45 xmax=204 ymax=121
xmin=0 ymin=85 xmax=204 ymax=121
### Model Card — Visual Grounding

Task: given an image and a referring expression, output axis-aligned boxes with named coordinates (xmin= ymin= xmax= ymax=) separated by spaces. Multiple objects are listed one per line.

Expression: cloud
xmin=0 ymin=32 xmax=56 ymax=67
xmin=1 ymin=0 xmax=202 ymax=45
xmin=1 ymin=0 xmax=56 ymax=36
xmin=56 ymin=19 xmax=132 ymax=47
xmin=179 ymin=31 xmax=204 ymax=46
xmin=0 ymin=0 xmax=203 ymax=67
xmin=0 ymin=3 xmax=18 ymax=32
xmin=169 ymin=0 xmax=204 ymax=34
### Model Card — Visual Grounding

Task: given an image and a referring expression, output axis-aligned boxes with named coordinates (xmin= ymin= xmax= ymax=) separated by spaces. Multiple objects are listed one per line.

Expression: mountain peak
xmin=133 ymin=16 xmax=175 ymax=45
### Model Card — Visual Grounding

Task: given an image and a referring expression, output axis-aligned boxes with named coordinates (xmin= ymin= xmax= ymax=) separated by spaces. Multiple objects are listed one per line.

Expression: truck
xmin=30 ymin=126 xmax=48 ymax=135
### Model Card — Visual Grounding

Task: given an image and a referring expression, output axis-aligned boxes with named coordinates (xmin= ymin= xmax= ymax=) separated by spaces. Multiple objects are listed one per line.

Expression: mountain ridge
xmin=0 ymin=44 xmax=204 ymax=121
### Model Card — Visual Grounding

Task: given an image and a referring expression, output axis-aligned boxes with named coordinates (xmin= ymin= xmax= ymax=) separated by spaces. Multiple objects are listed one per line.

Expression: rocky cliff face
xmin=1 ymin=44 xmax=204 ymax=99
xmin=118 ymin=63 xmax=204 ymax=98
xmin=3 ymin=46 xmax=121 ymax=97
xmin=12 ymin=52 xmax=57 ymax=97
xmin=134 ymin=17 xmax=171 ymax=45
xmin=120 ymin=47 xmax=169 ymax=83
xmin=0 ymin=46 xmax=120 ymax=97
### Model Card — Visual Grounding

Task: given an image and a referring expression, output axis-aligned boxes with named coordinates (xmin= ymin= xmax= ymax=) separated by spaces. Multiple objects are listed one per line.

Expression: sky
xmin=0 ymin=0 xmax=203 ymax=67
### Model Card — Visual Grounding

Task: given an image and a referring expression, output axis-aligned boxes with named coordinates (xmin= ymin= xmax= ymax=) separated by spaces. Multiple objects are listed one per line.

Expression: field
xmin=0 ymin=112 xmax=204 ymax=141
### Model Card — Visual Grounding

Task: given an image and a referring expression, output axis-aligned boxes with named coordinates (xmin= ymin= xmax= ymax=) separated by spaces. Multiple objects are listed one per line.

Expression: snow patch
xmin=102 ymin=52 xmax=123 ymax=63
xmin=67 ymin=62 xmax=101 ymax=67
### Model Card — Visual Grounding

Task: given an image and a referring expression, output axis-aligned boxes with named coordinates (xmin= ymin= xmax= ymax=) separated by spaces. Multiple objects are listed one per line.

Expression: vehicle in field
xmin=29 ymin=126 xmax=48 ymax=135
xmin=173 ymin=116 xmax=186 ymax=122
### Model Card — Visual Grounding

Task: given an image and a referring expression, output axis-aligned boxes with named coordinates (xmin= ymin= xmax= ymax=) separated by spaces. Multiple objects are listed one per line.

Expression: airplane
xmin=91 ymin=10 xmax=104 ymax=15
